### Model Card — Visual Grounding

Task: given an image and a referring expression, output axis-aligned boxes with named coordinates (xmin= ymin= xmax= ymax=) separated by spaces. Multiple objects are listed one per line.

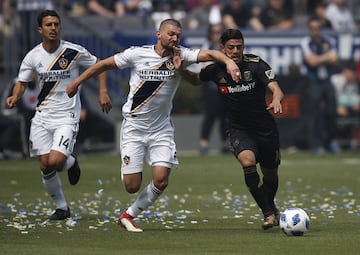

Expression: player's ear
xmin=220 ymin=45 xmax=225 ymax=54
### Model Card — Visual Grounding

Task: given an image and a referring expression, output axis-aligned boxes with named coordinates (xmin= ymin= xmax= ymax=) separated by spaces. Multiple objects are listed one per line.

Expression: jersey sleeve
xmin=180 ymin=46 xmax=201 ymax=64
xmin=113 ymin=47 xmax=135 ymax=69
xmin=17 ymin=52 xmax=35 ymax=83
xmin=76 ymin=46 xmax=98 ymax=68
xmin=256 ymin=59 xmax=278 ymax=85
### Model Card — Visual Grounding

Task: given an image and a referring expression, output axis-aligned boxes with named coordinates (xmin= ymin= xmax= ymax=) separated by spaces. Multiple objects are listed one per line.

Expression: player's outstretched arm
xmin=66 ymin=56 xmax=117 ymax=98
xmin=197 ymin=50 xmax=240 ymax=82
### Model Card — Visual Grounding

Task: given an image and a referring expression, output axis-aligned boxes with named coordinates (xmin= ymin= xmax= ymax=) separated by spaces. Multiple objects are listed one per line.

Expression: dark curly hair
xmin=37 ymin=10 xmax=61 ymax=27
xmin=220 ymin=29 xmax=244 ymax=45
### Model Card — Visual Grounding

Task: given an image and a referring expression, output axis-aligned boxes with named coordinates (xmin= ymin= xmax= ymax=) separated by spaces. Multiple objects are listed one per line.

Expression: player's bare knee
xmin=153 ymin=179 xmax=168 ymax=191
xmin=238 ymin=151 xmax=256 ymax=166
xmin=123 ymin=181 xmax=141 ymax=193
xmin=47 ymin=159 xmax=64 ymax=172
xmin=122 ymin=173 xmax=142 ymax=193
xmin=240 ymin=159 xmax=256 ymax=167
xmin=47 ymin=151 xmax=67 ymax=171
xmin=125 ymin=186 xmax=140 ymax=194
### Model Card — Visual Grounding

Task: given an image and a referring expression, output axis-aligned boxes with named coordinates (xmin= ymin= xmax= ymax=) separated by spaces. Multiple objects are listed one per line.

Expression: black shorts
xmin=228 ymin=127 xmax=281 ymax=168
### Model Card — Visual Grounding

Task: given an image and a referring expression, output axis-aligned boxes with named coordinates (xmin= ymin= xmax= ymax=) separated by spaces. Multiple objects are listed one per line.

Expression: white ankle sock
xmin=42 ymin=171 xmax=67 ymax=210
xmin=127 ymin=182 xmax=162 ymax=217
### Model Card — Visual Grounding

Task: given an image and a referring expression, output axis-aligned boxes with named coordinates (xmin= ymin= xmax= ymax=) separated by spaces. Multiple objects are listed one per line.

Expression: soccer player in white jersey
xmin=66 ymin=18 xmax=240 ymax=232
xmin=6 ymin=10 xmax=112 ymax=221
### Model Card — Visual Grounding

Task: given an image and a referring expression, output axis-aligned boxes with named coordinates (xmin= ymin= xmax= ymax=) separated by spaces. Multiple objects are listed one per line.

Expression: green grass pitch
xmin=0 ymin=151 xmax=359 ymax=255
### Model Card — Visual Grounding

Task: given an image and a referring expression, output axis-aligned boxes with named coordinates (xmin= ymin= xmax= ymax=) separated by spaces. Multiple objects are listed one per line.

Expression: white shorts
xmin=120 ymin=119 xmax=179 ymax=175
xmin=29 ymin=117 xmax=79 ymax=157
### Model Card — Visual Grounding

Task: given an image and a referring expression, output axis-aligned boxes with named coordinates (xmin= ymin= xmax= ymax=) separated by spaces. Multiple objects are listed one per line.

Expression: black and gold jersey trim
xmin=130 ymin=60 xmax=170 ymax=113
xmin=37 ymin=48 xmax=79 ymax=106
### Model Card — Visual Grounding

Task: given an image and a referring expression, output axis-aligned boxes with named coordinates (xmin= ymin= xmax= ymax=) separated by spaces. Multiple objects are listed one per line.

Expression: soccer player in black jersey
xmin=174 ymin=28 xmax=284 ymax=230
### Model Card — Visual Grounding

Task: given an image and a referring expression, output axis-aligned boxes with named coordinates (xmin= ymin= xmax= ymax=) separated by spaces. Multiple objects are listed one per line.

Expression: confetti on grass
xmin=1 ymin=179 xmax=359 ymax=233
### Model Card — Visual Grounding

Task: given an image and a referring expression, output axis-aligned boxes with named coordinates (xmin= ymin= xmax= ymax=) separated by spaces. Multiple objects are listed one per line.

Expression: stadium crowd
xmin=0 ymin=0 xmax=359 ymax=158
xmin=1 ymin=1 xmax=360 ymax=31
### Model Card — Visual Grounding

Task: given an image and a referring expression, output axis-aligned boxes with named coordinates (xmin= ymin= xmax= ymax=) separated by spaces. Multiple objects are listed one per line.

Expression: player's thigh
xmin=52 ymin=124 xmax=78 ymax=157
xmin=120 ymin=140 xmax=145 ymax=192
xmin=120 ymin=125 xmax=146 ymax=175
xmin=147 ymin=131 xmax=178 ymax=168
xmin=228 ymin=128 xmax=258 ymax=158
xmin=29 ymin=121 xmax=53 ymax=157
xmin=120 ymin=141 xmax=146 ymax=174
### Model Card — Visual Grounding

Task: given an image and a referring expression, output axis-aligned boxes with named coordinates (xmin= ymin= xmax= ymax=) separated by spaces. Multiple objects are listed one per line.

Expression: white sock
xmin=127 ymin=182 xmax=163 ymax=217
xmin=62 ymin=155 xmax=75 ymax=171
xmin=42 ymin=171 xmax=68 ymax=210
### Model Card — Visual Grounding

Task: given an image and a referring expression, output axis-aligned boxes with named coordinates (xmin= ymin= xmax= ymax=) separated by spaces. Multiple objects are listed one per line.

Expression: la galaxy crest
xmin=58 ymin=55 xmax=69 ymax=69
xmin=123 ymin=155 xmax=130 ymax=166
xmin=165 ymin=59 xmax=175 ymax=70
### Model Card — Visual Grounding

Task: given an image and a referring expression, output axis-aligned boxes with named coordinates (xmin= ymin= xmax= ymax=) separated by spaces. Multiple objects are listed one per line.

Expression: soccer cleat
xmin=49 ymin=207 xmax=71 ymax=220
xmin=68 ymin=154 xmax=81 ymax=185
xmin=118 ymin=212 xmax=143 ymax=232
xmin=274 ymin=210 xmax=281 ymax=226
xmin=262 ymin=214 xmax=276 ymax=230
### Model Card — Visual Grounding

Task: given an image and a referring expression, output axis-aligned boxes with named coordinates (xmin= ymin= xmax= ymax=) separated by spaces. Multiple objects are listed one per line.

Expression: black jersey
xmin=199 ymin=54 xmax=278 ymax=132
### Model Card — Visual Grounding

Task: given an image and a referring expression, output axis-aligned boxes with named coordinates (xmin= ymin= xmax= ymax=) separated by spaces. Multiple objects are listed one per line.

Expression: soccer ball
xmin=279 ymin=207 xmax=310 ymax=236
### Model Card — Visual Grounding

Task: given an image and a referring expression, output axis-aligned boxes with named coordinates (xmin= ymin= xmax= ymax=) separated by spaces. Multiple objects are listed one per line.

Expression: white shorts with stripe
xmin=120 ymin=119 xmax=179 ymax=175
xmin=29 ymin=117 xmax=79 ymax=158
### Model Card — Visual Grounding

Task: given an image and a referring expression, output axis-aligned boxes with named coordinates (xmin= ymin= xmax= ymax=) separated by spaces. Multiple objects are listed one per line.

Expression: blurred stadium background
xmin=0 ymin=0 xmax=359 ymax=155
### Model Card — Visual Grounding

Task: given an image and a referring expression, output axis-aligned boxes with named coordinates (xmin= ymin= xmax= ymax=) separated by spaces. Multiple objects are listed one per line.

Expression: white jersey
xmin=325 ymin=3 xmax=357 ymax=33
xmin=114 ymin=45 xmax=200 ymax=132
xmin=17 ymin=40 xmax=98 ymax=124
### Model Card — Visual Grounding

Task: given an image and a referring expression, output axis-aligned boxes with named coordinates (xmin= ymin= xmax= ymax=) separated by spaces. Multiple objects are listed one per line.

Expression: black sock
xmin=261 ymin=167 xmax=279 ymax=212
xmin=243 ymin=166 xmax=273 ymax=216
